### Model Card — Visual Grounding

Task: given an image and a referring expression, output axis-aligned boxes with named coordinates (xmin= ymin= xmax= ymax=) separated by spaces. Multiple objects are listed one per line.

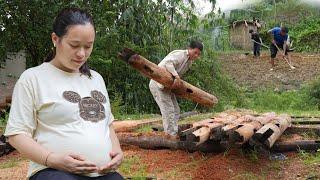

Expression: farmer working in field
xmin=249 ymin=29 xmax=262 ymax=58
xmin=268 ymin=26 xmax=293 ymax=70
xmin=149 ymin=40 xmax=203 ymax=136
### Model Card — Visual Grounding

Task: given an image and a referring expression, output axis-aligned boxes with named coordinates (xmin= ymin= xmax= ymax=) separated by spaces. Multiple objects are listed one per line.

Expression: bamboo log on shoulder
xmin=118 ymin=48 xmax=218 ymax=107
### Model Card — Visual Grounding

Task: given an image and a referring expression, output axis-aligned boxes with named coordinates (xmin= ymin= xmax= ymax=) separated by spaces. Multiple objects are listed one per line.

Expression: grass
xmin=299 ymin=149 xmax=320 ymax=165
xmin=0 ymin=158 xmax=21 ymax=169
xmin=0 ymin=111 xmax=9 ymax=133
xmin=245 ymin=89 xmax=319 ymax=117
xmin=119 ymin=155 xmax=150 ymax=179
xmin=134 ymin=125 xmax=153 ymax=133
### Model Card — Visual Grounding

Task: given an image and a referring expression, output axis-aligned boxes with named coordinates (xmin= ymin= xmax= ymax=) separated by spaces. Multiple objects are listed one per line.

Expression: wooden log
xmin=292 ymin=119 xmax=320 ymax=125
xmin=187 ymin=126 xmax=211 ymax=145
xmin=152 ymin=123 xmax=192 ymax=133
xmin=233 ymin=112 xmax=277 ymax=144
xmin=272 ymin=140 xmax=320 ymax=152
xmin=250 ymin=114 xmax=291 ymax=148
xmin=285 ymin=125 xmax=320 ymax=136
xmin=221 ymin=115 xmax=257 ymax=142
xmin=188 ymin=113 xmax=240 ymax=142
xmin=233 ymin=121 xmax=262 ymax=144
xmin=113 ymin=118 xmax=161 ymax=132
xmin=118 ymin=133 xmax=180 ymax=150
xmin=179 ymin=126 xmax=201 ymax=141
xmin=117 ymin=133 xmax=225 ymax=153
xmin=118 ymin=48 xmax=218 ymax=107
xmin=180 ymin=111 xmax=199 ymax=119
xmin=222 ymin=115 xmax=255 ymax=132
xmin=187 ymin=117 xmax=230 ymax=144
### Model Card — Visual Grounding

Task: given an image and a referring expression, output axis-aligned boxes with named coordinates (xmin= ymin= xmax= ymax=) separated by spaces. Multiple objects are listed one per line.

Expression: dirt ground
xmin=1 ymin=146 xmax=319 ymax=180
xmin=217 ymin=51 xmax=320 ymax=90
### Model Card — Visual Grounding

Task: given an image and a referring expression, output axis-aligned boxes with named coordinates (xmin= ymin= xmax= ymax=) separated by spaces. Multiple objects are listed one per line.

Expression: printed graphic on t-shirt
xmin=63 ymin=90 xmax=106 ymax=122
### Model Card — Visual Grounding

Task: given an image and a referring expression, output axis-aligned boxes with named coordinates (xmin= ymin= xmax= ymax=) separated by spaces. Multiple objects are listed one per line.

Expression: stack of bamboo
xmin=179 ymin=111 xmax=292 ymax=149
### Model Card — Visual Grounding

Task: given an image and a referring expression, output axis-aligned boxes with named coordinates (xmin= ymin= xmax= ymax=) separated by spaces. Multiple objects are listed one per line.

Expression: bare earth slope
xmin=217 ymin=52 xmax=320 ymax=90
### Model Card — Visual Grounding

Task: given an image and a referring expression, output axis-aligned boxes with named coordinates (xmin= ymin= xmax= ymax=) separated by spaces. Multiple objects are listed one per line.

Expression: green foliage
xmin=307 ymin=77 xmax=320 ymax=110
xmin=290 ymin=17 xmax=320 ymax=52
xmin=245 ymin=88 xmax=317 ymax=114
xmin=109 ymin=91 xmax=125 ymax=119
xmin=0 ymin=158 xmax=21 ymax=169
xmin=299 ymin=149 xmax=320 ymax=165
xmin=134 ymin=125 xmax=153 ymax=133
xmin=0 ymin=111 xmax=9 ymax=127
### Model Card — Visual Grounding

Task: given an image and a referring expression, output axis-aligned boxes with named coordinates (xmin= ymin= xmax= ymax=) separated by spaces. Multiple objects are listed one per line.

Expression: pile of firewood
xmin=179 ymin=111 xmax=291 ymax=149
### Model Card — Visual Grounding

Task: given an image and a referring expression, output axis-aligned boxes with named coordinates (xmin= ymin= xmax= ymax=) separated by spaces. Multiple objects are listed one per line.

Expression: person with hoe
xmin=4 ymin=8 xmax=124 ymax=180
xmin=268 ymin=26 xmax=295 ymax=70
xmin=249 ymin=29 xmax=263 ymax=58
xmin=149 ymin=40 xmax=203 ymax=137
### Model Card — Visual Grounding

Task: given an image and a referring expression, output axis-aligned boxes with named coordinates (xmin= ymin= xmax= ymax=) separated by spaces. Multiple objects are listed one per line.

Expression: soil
xmin=1 ymin=136 xmax=319 ymax=180
xmin=217 ymin=52 xmax=320 ymax=90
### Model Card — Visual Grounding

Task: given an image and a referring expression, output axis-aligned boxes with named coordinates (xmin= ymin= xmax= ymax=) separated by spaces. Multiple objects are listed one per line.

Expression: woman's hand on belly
xmin=47 ymin=152 xmax=98 ymax=174
xmin=98 ymin=150 xmax=123 ymax=174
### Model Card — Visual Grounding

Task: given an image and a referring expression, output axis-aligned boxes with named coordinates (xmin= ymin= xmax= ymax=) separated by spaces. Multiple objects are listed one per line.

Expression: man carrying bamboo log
xmin=268 ymin=26 xmax=293 ymax=70
xmin=149 ymin=40 xmax=203 ymax=136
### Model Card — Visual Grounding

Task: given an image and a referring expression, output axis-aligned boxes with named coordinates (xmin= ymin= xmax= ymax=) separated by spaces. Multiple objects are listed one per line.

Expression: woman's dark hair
xmin=189 ymin=40 xmax=203 ymax=52
xmin=45 ymin=7 xmax=94 ymax=77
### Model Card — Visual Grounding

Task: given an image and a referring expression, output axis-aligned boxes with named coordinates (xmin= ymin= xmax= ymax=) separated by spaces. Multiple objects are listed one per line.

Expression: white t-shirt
xmin=5 ymin=62 xmax=114 ymax=178
xmin=152 ymin=50 xmax=192 ymax=89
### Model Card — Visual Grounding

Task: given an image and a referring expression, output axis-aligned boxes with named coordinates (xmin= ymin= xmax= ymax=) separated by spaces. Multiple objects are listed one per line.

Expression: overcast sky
xmin=194 ymin=0 xmax=320 ymax=16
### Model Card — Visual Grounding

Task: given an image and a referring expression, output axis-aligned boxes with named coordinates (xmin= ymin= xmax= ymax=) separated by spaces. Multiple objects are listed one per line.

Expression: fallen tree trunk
xmin=117 ymin=133 xmax=226 ymax=152
xmin=292 ymin=119 xmax=320 ymax=125
xmin=285 ymin=125 xmax=320 ymax=136
xmin=272 ymin=140 xmax=320 ymax=152
xmin=113 ymin=118 xmax=161 ymax=132
xmin=118 ymin=48 xmax=218 ymax=107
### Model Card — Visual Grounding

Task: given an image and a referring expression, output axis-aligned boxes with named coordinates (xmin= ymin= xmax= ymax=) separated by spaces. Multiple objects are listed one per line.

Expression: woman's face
xmin=51 ymin=23 xmax=95 ymax=73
